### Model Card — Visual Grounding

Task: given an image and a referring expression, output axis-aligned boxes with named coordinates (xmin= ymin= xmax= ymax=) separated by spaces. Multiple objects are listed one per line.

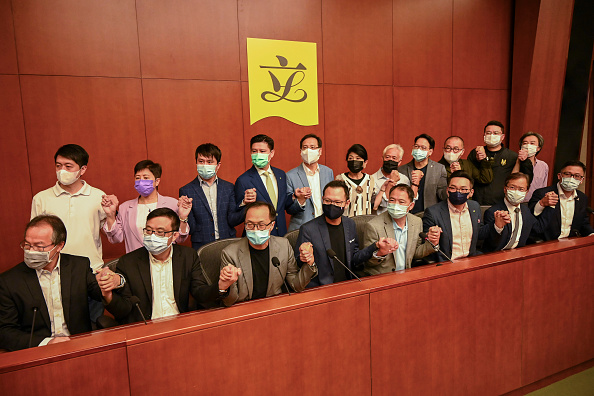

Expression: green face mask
xmin=251 ymin=153 xmax=270 ymax=168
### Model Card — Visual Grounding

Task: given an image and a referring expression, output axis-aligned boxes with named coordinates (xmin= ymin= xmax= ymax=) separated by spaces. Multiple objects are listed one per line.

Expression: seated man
xmin=0 ymin=215 xmax=119 ymax=351
xmin=100 ymin=208 xmax=223 ymax=324
xmin=423 ymin=171 xmax=489 ymax=262
xmin=295 ymin=180 xmax=396 ymax=287
xmin=364 ymin=184 xmax=440 ymax=274
xmin=218 ymin=202 xmax=318 ymax=306
xmin=482 ymin=173 xmax=547 ymax=252
xmin=529 ymin=160 xmax=594 ymax=240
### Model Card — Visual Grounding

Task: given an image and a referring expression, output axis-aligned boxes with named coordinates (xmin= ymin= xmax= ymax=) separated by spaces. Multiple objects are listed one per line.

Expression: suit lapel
xmin=439 ymin=203 xmax=454 ymax=251
xmin=317 ymin=217 xmax=334 ymax=270
xmin=23 ymin=265 xmax=51 ymax=330
xmin=171 ymin=246 xmax=182 ymax=307
xmin=190 ymin=179 xmax=213 ymax=218
xmin=249 ymin=167 xmax=271 ymax=204
xmin=266 ymin=237 xmax=281 ymax=294
xmin=383 ymin=213 xmax=398 ymax=262
xmin=572 ymin=192 xmax=583 ymax=230
xmin=128 ymin=199 xmax=143 ymax=248
xmin=272 ymin=167 xmax=284 ymax=208
xmin=296 ymin=166 xmax=314 ymax=207
xmin=137 ymin=251 xmax=153 ymax=303
xmin=59 ymin=256 xmax=72 ymax=327
xmin=239 ymin=239 xmax=254 ymax=299
xmin=404 ymin=214 xmax=417 ymax=264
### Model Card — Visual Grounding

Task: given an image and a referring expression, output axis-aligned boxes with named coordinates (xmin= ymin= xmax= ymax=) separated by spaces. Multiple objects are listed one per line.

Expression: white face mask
xmin=57 ymin=169 xmax=81 ymax=185
xmin=301 ymin=148 xmax=321 ymax=165
xmin=484 ymin=134 xmax=502 ymax=147
xmin=521 ymin=144 xmax=538 ymax=157
xmin=143 ymin=234 xmax=173 ymax=255
xmin=24 ymin=245 xmax=60 ymax=270
xmin=505 ymin=189 xmax=526 ymax=205
xmin=560 ymin=177 xmax=580 ymax=192
xmin=443 ymin=152 xmax=461 ymax=164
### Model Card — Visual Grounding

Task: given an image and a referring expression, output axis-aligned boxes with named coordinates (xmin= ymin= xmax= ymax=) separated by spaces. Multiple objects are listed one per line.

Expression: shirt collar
xmin=52 ymin=180 xmax=91 ymax=197
xmin=392 ymin=216 xmax=408 ymax=232
xmin=149 ymin=245 xmax=174 ymax=265
xmin=503 ymin=197 xmax=520 ymax=211
xmin=447 ymin=199 xmax=468 ymax=214
xmin=302 ymin=163 xmax=319 ymax=176
xmin=199 ymin=177 xmax=218 ymax=187
xmin=257 ymin=167 xmax=273 ymax=177
xmin=557 ymin=183 xmax=578 ymax=200
xmin=36 ymin=254 xmax=61 ymax=277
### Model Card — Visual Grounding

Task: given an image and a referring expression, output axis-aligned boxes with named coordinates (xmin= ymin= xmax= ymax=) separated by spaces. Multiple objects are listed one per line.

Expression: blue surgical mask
xmin=387 ymin=203 xmax=409 ymax=219
xmin=448 ymin=191 xmax=469 ymax=206
xmin=411 ymin=149 xmax=428 ymax=162
xmin=246 ymin=229 xmax=271 ymax=245
xmin=251 ymin=153 xmax=270 ymax=168
xmin=560 ymin=177 xmax=580 ymax=191
xmin=197 ymin=164 xmax=217 ymax=179
xmin=143 ymin=234 xmax=172 ymax=255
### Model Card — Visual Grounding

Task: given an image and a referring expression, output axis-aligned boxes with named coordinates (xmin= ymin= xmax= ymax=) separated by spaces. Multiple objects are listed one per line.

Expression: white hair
xmin=382 ymin=144 xmax=404 ymax=159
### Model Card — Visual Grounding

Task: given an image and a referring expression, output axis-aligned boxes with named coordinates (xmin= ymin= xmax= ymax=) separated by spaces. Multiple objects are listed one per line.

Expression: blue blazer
xmin=295 ymin=215 xmax=376 ymax=287
xmin=528 ymin=185 xmax=594 ymax=240
xmin=234 ymin=166 xmax=303 ymax=236
xmin=482 ymin=201 xmax=546 ymax=252
xmin=179 ymin=177 xmax=244 ymax=249
xmin=286 ymin=164 xmax=334 ymax=232
xmin=422 ymin=199 xmax=487 ymax=262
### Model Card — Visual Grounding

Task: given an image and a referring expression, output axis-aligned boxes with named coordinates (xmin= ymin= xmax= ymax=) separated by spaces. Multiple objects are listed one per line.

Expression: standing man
xmin=529 ymin=160 xmax=594 ymax=240
xmin=218 ymin=202 xmax=318 ymax=306
xmin=372 ymin=144 xmax=411 ymax=214
xmin=467 ymin=120 xmax=533 ymax=205
xmin=438 ymin=136 xmax=493 ymax=183
xmin=364 ymin=184 xmax=439 ymax=274
xmin=400 ymin=134 xmax=448 ymax=214
xmin=235 ymin=134 xmax=306 ymax=236
xmin=287 ymin=134 xmax=334 ymax=232
xmin=179 ymin=143 xmax=246 ymax=249
xmin=295 ymin=180 xmax=396 ymax=287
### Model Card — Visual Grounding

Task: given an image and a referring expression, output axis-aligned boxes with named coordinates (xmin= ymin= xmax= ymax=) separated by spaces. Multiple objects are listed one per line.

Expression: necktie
xmin=503 ymin=207 xmax=521 ymax=250
xmin=264 ymin=171 xmax=277 ymax=210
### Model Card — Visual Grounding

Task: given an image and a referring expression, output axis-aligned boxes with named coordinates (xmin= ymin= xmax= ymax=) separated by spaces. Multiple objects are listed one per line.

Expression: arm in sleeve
xmin=102 ymin=205 xmax=125 ymax=244
xmin=363 ymin=221 xmax=383 ymax=268
xmin=220 ymin=249 xmax=240 ymax=307
xmin=227 ymin=186 xmax=246 ymax=228
xmin=468 ymin=159 xmax=493 ymax=185
xmin=285 ymin=242 xmax=317 ymax=292
xmin=436 ymin=165 xmax=448 ymax=201
xmin=102 ymin=262 xmax=134 ymax=321
xmin=519 ymin=157 xmax=534 ymax=183
xmin=179 ymin=187 xmax=198 ymax=238
xmin=190 ymin=251 xmax=219 ymax=305
xmin=285 ymin=192 xmax=305 ymax=215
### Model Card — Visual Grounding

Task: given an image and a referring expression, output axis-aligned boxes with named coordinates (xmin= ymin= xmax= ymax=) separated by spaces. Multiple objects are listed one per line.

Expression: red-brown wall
xmin=1 ymin=0 xmax=514 ymax=271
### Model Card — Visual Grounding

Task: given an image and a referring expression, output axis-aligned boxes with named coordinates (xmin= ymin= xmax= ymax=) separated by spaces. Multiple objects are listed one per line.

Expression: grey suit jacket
xmin=400 ymin=159 xmax=447 ymax=209
xmin=220 ymin=236 xmax=317 ymax=306
xmin=287 ymin=163 xmax=334 ymax=231
xmin=363 ymin=212 xmax=434 ymax=274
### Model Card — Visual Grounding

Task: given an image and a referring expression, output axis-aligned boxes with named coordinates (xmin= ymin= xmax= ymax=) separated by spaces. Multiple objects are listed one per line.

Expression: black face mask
xmin=322 ymin=203 xmax=345 ymax=220
xmin=347 ymin=160 xmax=364 ymax=173
xmin=382 ymin=160 xmax=399 ymax=173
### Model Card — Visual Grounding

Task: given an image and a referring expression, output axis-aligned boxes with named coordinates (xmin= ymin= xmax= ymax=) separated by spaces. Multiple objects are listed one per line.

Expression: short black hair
xmin=25 ymin=215 xmax=67 ymax=245
xmin=250 ymin=134 xmax=275 ymax=150
xmin=560 ymin=160 xmax=586 ymax=173
xmin=519 ymin=131 xmax=544 ymax=150
xmin=444 ymin=135 xmax=465 ymax=148
xmin=414 ymin=134 xmax=435 ymax=150
xmin=389 ymin=183 xmax=414 ymax=202
xmin=323 ymin=180 xmax=350 ymax=199
xmin=134 ymin=160 xmax=162 ymax=179
xmin=484 ymin=120 xmax=505 ymax=134
xmin=448 ymin=170 xmax=474 ymax=187
xmin=345 ymin=144 xmax=368 ymax=161
xmin=505 ymin=172 xmax=530 ymax=188
xmin=300 ymin=134 xmax=322 ymax=149
xmin=195 ymin=143 xmax=222 ymax=163
xmin=245 ymin=201 xmax=276 ymax=221
xmin=54 ymin=144 xmax=89 ymax=167
xmin=146 ymin=208 xmax=180 ymax=231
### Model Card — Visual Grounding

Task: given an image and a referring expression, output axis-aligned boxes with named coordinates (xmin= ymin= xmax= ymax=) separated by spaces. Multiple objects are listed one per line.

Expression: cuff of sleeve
xmin=38 ymin=337 xmax=52 ymax=347
xmin=534 ymin=202 xmax=545 ymax=216
xmin=494 ymin=224 xmax=503 ymax=234
xmin=372 ymin=251 xmax=386 ymax=260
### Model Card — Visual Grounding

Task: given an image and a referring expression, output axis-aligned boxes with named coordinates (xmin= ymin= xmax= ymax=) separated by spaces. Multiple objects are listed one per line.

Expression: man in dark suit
xmin=179 ymin=143 xmax=246 ymax=249
xmin=423 ymin=171 xmax=492 ymax=262
xmin=295 ymin=180 xmax=396 ymax=287
xmin=482 ymin=172 xmax=547 ymax=252
xmin=528 ymin=160 xmax=594 ymax=240
xmin=0 ymin=215 xmax=119 ymax=351
xmin=234 ymin=134 xmax=307 ymax=236
xmin=101 ymin=208 xmax=224 ymax=324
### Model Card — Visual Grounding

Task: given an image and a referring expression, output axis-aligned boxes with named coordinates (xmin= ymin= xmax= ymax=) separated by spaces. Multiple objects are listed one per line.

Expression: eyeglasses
xmin=443 ymin=146 xmax=463 ymax=153
xmin=484 ymin=131 xmax=503 ymax=136
xmin=20 ymin=241 xmax=56 ymax=252
xmin=560 ymin=172 xmax=584 ymax=181
xmin=245 ymin=221 xmax=274 ymax=231
xmin=143 ymin=228 xmax=177 ymax=237
xmin=506 ymin=185 xmax=528 ymax=192
xmin=413 ymin=144 xmax=429 ymax=151
xmin=323 ymin=198 xmax=346 ymax=206
xmin=447 ymin=187 xmax=470 ymax=194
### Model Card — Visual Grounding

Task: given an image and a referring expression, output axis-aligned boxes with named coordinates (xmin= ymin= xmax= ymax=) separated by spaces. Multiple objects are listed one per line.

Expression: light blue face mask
xmin=143 ymin=233 xmax=172 ymax=255
xmin=246 ymin=229 xmax=271 ymax=245
xmin=197 ymin=164 xmax=217 ymax=179
xmin=411 ymin=148 xmax=428 ymax=162
xmin=387 ymin=203 xmax=409 ymax=219
xmin=560 ymin=177 xmax=580 ymax=191
xmin=251 ymin=153 xmax=270 ymax=169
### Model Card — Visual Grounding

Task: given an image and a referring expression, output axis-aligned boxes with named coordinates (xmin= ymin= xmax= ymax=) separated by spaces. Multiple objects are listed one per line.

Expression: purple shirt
xmin=524 ymin=159 xmax=549 ymax=202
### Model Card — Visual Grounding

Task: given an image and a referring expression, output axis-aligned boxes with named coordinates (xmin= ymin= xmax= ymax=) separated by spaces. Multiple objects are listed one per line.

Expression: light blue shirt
xmin=392 ymin=217 xmax=408 ymax=271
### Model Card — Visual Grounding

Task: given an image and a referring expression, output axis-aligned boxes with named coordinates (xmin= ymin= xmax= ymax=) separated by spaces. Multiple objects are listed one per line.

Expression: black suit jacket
xmin=529 ymin=185 xmax=594 ymax=240
xmin=106 ymin=245 xmax=218 ymax=324
xmin=482 ymin=201 xmax=546 ymax=252
xmin=0 ymin=254 xmax=102 ymax=351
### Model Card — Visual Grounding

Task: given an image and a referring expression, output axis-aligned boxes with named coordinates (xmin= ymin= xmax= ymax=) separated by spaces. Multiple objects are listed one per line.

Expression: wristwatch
xmin=116 ymin=274 xmax=126 ymax=289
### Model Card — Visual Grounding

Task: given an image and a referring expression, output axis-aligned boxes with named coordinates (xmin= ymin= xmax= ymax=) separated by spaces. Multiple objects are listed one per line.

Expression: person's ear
xmin=154 ymin=178 xmax=161 ymax=188
xmin=468 ymin=189 xmax=474 ymax=199
xmin=79 ymin=165 xmax=87 ymax=176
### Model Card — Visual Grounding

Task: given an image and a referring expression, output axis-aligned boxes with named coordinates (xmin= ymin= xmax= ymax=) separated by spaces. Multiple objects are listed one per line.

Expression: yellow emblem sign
xmin=247 ymin=38 xmax=318 ymax=126
xmin=501 ymin=159 xmax=507 ymax=166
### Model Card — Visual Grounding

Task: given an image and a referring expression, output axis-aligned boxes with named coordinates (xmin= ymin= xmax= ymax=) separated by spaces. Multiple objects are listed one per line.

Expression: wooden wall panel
xmin=522 ymin=246 xmax=594 ymax=385
xmin=137 ymin=0 xmax=240 ymax=80
xmin=393 ymin=0 xmax=453 ymax=88
xmin=452 ymin=88 xmax=509 ymax=151
xmin=322 ymin=0 xmax=393 ymax=85
xmin=0 ymin=0 xmax=17 ymax=74
xmin=0 ymin=76 xmax=32 ymax=272
xmin=370 ymin=264 xmax=523 ymax=395
xmin=127 ymin=295 xmax=371 ymax=395
xmin=237 ymin=0 xmax=323 ymax=82
xmin=324 ymin=84 xmax=393 ymax=176
xmin=453 ymin=0 xmax=513 ymax=89
xmin=394 ymin=87 xmax=453 ymax=165
xmin=12 ymin=0 xmax=140 ymax=77
xmin=143 ymin=79 xmax=245 ymax=196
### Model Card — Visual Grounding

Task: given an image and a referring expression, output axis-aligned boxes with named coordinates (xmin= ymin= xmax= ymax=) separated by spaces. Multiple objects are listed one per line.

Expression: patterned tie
xmin=264 ymin=171 xmax=277 ymax=210
xmin=503 ymin=207 xmax=521 ymax=250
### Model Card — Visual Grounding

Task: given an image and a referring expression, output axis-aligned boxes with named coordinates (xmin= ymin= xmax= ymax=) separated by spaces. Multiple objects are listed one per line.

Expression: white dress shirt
xmin=534 ymin=183 xmax=577 ymax=239
xmin=36 ymin=256 xmax=70 ymax=346
xmin=200 ymin=177 xmax=219 ymax=239
xmin=303 ymin=163 xmax=323 ymax=217
xmin=447 ymin=200 xmax=472 ymax=259
xmin=372 ymin=168 xmax=412 ymax=214
xmin=136 ymin=202 xmax=158 ymax=240
xmin=149 ymin=248 xmax=180 ymax=319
